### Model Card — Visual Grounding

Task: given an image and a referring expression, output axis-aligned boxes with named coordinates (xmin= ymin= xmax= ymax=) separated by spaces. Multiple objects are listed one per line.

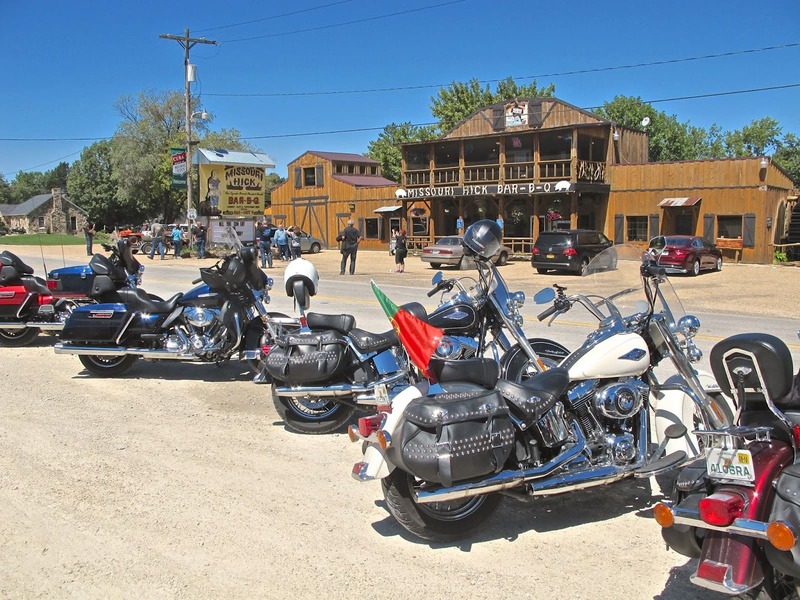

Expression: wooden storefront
xmin=268 ymin=151 xmax=399 ymax=250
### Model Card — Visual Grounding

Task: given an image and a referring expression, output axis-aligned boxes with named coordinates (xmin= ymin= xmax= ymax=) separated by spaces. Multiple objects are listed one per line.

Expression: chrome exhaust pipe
xmin=54 ymin=342 xmax=197 ymax=361
xmin=273 ymin=371 xmax=409 ymax=402
xmin=415 ymin=424 xmax=587 ymax=504
xmin=0 ymin=321 xmax=63 ymax=331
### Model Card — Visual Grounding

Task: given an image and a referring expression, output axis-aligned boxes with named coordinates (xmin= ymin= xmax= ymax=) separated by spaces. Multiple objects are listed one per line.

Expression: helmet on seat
xmin=462 ymin=219 xmax=502 ymax=260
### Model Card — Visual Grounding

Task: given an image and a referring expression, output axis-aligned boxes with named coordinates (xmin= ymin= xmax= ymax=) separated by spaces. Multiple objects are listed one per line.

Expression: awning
xmin=658 ymin=196 xmax=702 ymax=207
xmin=374 ymin=206 xmax=402 ymax=213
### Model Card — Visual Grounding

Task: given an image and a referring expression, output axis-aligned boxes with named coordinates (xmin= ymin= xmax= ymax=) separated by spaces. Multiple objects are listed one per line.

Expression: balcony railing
xmin=464 ymin=164 xmax=500 ymax=182
xmin=404 ymin=158 xmax=607 ymax=187
xmin=433 ymin=167 xmax=459 ymax=185
xmin=577 ymin=160 xmax=606 ymax=182
xmin=539 ymin=159 xmax=571 ymax=181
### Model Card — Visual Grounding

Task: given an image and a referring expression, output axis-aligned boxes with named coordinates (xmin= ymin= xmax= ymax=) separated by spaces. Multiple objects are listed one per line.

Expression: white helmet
xmin=283 ymin=258 xmax=319 ymax=310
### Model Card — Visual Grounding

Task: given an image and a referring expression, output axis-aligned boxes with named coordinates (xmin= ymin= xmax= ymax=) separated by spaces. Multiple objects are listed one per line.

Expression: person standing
xmin=259 ymin=222 xmax=273 ymax=268
xmin=394 ymin=229 xmax=408 ymax=273
xmin=148 ymin=223 xmax=166 ymax=260
xmin=288 ymin=227 xmax=302 ymax=260
xmin=194 ymin=223 xmax=207 ymax=259
xmin=337 ymin=219 xmax=362 ymax=275
xmin=82 ymin=219 xmax=95 ymax=256
xmin=171 ymin=226 xmax=183 ymax=258
xmin=274 ymin=225 xmax=289 ymax=261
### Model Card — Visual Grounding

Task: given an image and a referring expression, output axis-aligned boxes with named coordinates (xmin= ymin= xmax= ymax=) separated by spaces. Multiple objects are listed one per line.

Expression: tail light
xmin=438 ymin=249 xmax=453 ymax=255
xmin=357 ymin=414 xmax=384 ymax=438
xmin=260 ymin=344 xmax=272 ymax=356
xmin=46 ymin=279 xmax=58 ymax=290
xmin=37 ymin=294 xmax=54 ymax=306
xmin=699 ymin=491 xmax=744 ymax=526
xmin=562 ymin=247 xmax=577 ymax=257
xmin=532 ymin=247 xmax=541 ymax=256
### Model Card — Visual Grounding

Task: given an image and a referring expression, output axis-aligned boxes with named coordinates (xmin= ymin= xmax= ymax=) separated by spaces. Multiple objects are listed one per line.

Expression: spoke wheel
xmin=381 ymin=469 xmax=501 ymax=542
xmin=272 ymin=392 xmax=356 ymax=434
xmin=0 ymin=326 xmax=40 ymax=347
xmin=78 ymin=354 xmax=137 ymax=377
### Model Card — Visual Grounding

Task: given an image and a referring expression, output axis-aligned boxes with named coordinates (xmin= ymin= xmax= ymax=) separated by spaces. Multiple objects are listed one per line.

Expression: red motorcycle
xmin=654 ymin=332 xmax=800 ymax=598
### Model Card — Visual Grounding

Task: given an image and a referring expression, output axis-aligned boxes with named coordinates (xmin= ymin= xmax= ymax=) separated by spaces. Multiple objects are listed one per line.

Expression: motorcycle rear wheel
xmin=272 ymin=393 xmax=356 ymax=434
xmin=739 ymin=564 xmax=800 ymax=599
xmin=78 ymin=354 xmax=137 ymax=377
xmin=0 ymin=326 xmax=40 ymax=347
xmin=381 ymin=469 xmax=502 ymax=542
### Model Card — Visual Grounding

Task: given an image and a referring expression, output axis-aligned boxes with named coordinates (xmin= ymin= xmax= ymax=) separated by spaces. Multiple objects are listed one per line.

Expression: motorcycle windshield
xmin=583 ymin=244 xmax=685 ymax=328
xmin=221 ymin=225 xmax=244 ymax=251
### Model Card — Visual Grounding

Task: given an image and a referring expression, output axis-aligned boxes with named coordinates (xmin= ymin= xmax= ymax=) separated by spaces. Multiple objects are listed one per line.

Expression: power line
xmin=220 ymin=0 xmax=467 ymax=43
xmin=207 ymin=41 xmax=800 ymax=97
xmin=193 ymin=0 xmax=355 ymax=33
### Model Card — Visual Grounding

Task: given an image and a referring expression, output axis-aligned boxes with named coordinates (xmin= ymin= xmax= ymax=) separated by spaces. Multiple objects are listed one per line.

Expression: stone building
xmin=0 ymin=188 xmax=88 ymax=234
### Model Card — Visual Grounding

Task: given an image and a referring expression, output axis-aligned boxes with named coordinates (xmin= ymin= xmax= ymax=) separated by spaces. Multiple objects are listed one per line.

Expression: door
xmin=675 ymin=213 xmax=693 ymax=235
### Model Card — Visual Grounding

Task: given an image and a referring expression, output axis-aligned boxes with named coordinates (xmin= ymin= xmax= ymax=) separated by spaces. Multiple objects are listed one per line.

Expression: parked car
xmin=531 ymin=229 xmax=613 ymax=274
xmin=420 ymin=235 xmax=510 ymax=269
xmin=647 ymin=235 xmax=723 ymax=275
xmin=266 ymin=226 xmax=323 ymax=254
xmin=0 ymin=228 xmax=6 ymax=236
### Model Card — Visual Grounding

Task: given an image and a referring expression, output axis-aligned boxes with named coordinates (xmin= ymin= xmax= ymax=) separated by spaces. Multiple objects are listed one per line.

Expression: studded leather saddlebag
xmin=264 ymin=330 xmax=348 ymax=384
xmin=396 ymin=389 xmax=514 ymax=487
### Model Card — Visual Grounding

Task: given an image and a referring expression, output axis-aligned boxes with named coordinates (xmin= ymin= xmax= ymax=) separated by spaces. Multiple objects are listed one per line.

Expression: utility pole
xmin=159 ymin=29 xmax=217 ymax=227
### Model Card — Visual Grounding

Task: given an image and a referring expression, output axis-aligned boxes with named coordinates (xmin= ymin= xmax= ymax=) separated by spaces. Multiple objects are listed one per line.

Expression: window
xmin=364 ymin=218 xmax=379 ymax=239
xmin=369 ymin=166 xmax=378 ymax=175
xmin=303 ymin=167 xmax=316 ymax=186
xmin=717 ymin=215 xmax=743 ymax=238
xmin=412 ymin=216 xmax=429 ymax=237
xmin=70 ymin=216 xmax=77 ymax=232
xmin=38 ymin=216 xmax=45 ymax=229
xmin=626 ymin=216 xmax=648 ymax=241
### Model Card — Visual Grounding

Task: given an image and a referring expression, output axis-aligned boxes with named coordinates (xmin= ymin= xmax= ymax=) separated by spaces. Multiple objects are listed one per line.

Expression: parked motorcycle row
xmin=3 ymin=220 xmax=800 ymax=598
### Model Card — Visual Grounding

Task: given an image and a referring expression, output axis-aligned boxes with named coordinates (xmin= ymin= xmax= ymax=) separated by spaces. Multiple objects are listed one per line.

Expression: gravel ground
xmin=1 ymin=242 xmax=796 ymax=599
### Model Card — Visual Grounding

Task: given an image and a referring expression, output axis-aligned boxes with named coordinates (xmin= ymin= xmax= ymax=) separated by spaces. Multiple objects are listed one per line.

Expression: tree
xmin=430 ymin=76 xmax=556 ymax=133
xmin=722 ymin=117 xmax=782 ymax=158
xmin=66 ymin=140 xmax=120 ymax=226
xmin=366 ymin=122 xmax=437 ymax=183
xmin=264 ymin=172 xmax=285 ymax=208
xmin=0 ymin=174 xmax=11 ymax=205
xmin=774 ymin=133 xmax=800 ymax=185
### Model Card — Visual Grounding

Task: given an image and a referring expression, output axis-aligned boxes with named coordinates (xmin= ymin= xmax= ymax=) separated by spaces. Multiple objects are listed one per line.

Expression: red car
xmin=648 ymin=235 xmax=723 ymax=275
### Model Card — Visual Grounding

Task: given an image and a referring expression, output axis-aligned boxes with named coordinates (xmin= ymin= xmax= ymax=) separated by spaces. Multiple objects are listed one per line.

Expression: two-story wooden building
xmin=395 ymin=97 xmax=794 ymax=264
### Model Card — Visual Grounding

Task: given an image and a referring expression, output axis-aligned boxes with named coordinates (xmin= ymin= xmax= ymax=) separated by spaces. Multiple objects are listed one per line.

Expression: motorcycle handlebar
xmin=537 ymin=304 xmax=559 ymax=321
xmin=192 ymin=277 xmax=202 ymax=284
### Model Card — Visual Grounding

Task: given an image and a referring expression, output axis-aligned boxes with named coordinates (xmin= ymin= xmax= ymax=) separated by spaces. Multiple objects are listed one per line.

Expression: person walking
xmin=171 ymin=226 xmax=183 ymax=258
xmin=82 ymin=219 xmax=95 ymax=256
xmin=148 ymin=223 xmax=166 ymax=260
xmin=394 ymin=228 xmax=408 ymax=273
xmin=274 ymin=225 xmax=289 ymax=261
xmin=337 ymin=219 xmax=362 ymax=275
xmin=259 ymin=222 xmax=273 ymax=268
xmin=288 ymin=227 xmax=302 ymax=260
xmin=194 ymin=223 xmax=207 ymax=259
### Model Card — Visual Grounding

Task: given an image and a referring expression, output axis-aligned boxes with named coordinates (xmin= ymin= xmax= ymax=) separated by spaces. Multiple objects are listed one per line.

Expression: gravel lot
xmin=2 ymin=242 xmax=797 ymax=599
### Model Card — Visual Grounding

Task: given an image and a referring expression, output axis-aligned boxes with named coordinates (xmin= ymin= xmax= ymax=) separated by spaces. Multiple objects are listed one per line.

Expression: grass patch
xmin=0 ymin=233 xmax=90 ymax=246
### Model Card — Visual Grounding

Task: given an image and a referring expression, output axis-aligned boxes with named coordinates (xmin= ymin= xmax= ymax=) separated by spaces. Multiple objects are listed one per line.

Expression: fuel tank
xmin=428 ymin=301 xmax=478 ymax=333
xmin=180 ymin=283 xmax=223 ymax=307
xmin=564 ymin=331 xmax=650 ymax=379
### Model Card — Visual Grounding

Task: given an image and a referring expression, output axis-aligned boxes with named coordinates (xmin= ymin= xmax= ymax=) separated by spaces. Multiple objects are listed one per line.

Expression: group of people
xmin=146 ymin=222 xmax=207 ymax=260
xmin=255 ymin=222 xmax=303 ymax=269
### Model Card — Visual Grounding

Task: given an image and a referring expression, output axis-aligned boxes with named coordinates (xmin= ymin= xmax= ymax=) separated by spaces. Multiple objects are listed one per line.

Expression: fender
xmin=654 ymin=368 xmax=735 ymax=459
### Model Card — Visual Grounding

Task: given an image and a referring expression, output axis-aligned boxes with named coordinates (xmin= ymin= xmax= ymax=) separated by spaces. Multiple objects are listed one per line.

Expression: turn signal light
xmin=347 ymin=424 xmax=359 ymax=443
xmin=699 ymin=492 xmax=744 ymax=527
xmin=376 ymin=430 xmax=391 ymax=450
xmin=653 ymin=502 xmax=675 ymax=528
xmin=767 ymin=521 xmax=797 ymax=551
xmin=357 ymin=415 xmax=383 ymax=438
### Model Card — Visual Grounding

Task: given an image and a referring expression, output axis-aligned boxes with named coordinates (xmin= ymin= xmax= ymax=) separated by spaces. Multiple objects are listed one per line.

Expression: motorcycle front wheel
xmin=272 ymin=393 xmax=356 ymax=434
xmin=0 ymin=326 xmax=40 ymax=347
xmin=500 ymin=337 xmax=572 ymax=382
xmin=381 ymin=469 xmax=501 ymax=542
xmin=78 ymin=354 xmax=137 ymax=377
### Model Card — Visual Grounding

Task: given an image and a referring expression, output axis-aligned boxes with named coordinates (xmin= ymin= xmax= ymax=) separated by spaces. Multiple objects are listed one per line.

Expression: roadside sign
xmin=187 ymin=208 xmax=198 ymax=220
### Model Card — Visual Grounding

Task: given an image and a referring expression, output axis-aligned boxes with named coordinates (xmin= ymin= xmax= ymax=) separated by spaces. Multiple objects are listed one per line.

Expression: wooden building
xmin=268 ymin=151 xmax=398 ymax=250
xmin=392 ymin=97 xmax=795 ymax=263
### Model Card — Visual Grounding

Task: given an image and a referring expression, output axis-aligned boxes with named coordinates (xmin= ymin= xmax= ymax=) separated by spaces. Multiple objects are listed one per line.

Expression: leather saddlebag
xmin=264 ymin=329 xmax=348 ymax=384
xmin=396 ymin=389 xmax=514 ymax=487
xmin=766 ymin=463 xmax=800 ymax=578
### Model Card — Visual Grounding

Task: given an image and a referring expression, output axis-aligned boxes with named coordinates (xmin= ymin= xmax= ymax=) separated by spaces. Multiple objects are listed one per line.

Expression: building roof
xmin=307 ymin=151 xmax=378 ymax=164
xmin=331 ymin=174 xmax=397 ymax=187
xmin=0 ymin=193 xmax=52 ymax=216
xmin=193 ymin=148 xmax=276 ymax=169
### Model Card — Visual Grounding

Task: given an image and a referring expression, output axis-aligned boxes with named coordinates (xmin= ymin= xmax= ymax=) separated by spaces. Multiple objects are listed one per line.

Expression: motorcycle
xmin=0 ymin=239 xmax=145 ymax=347
xmin=349 ymin=244 xmax=735 ymax=541
xmin=53 ymin=228 xmax=295 ymax=377
xmin=265 ymin=251 xmax=570 ymax=435
xmin=654 ymin=331 xmax=800 ymax=598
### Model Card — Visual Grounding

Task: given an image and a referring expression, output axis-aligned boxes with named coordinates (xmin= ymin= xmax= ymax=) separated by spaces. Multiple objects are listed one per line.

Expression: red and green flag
xmin=371 ymin=280 xmax=443 ymax=378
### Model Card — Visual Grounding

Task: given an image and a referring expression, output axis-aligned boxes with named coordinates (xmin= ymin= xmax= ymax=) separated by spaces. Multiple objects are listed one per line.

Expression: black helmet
xmin=462 ymin=219 xmax=502 ymax=260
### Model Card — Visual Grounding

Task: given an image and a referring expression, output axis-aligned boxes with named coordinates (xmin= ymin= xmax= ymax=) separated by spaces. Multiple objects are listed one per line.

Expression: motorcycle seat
xmin=349 ymin=328 xmax=398 ymax=353
xmin=20 ymin=275 xmax=51 ymax=296
xmin=306 ymin=312 xmax=356 ymax=334
xmin=0 ymin=251 xmax=34 ymax=275
xmin=495 ymin=368 xmax=570 ymax=423
xmin=429 ymin=358 xmax=499 ymax=388
xmin=114 ymin=287 xmax=183 ymax=313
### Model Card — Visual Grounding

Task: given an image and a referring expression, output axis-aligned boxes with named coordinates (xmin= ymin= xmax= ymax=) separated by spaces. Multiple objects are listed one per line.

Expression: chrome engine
xmin=434 ymin=335 xmax=478 ymax=360
xmin=163 ymin=306 xmax=232 ymax=357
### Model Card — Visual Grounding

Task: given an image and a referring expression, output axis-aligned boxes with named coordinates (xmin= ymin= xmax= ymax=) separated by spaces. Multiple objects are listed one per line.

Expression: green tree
xmin=774 ymin=133 xmax=800 ymax=185
xmin=430 ymin=76 xmax=556 ymax=133
xmin=366 ymin=122 xmax=437 ymax=182
xmin=264 ymin=172 xmax=286 ymax=208
xmin=722 ymin=117 xmax=782 ymax=157
xmin=66 ymin=140 xmax=120 ymax=227
xmin=0 ymin=174 xmax=14 ymax=204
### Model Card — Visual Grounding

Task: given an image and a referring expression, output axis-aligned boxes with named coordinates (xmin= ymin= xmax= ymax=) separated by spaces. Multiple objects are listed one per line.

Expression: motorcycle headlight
xmin=678 ymin=315 xmax=700 ymax=337
xmin=511 ymin=291 xmax=525 ymax=307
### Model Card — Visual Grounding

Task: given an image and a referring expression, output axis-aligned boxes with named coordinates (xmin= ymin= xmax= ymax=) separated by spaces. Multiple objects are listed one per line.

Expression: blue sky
xmin=3 ymin=0 xmax=799 ymax=183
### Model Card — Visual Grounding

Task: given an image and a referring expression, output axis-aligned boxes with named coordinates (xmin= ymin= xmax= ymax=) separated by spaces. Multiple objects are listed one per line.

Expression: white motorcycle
xmin=349 ymin=244 xmax=736 ymax=541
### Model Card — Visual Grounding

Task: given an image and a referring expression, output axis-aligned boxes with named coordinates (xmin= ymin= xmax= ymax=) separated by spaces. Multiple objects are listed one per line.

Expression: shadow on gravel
xmin=70 ymin=358 xmax=255 ymax=383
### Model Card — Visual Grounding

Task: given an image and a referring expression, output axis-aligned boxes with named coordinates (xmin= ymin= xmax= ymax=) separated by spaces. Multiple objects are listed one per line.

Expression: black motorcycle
xmin=265 ymin=223 xmax=570 ymax=435
xmin=54 ymin=229 xmax=293 ymax=377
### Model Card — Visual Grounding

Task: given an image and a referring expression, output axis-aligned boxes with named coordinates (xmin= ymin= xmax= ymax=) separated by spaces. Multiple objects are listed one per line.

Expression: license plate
xmin=706 ymin=447 xmax=755 ymax=482
xmin=546 ymin=254 xmax=555 ymax=259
